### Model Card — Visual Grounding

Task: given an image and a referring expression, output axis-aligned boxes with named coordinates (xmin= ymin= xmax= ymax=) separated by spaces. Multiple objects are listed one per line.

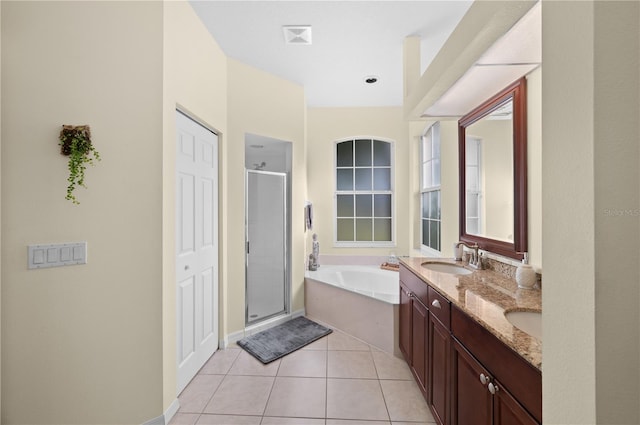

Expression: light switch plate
xmin=28 ymin=242 xmax=87 ymax=269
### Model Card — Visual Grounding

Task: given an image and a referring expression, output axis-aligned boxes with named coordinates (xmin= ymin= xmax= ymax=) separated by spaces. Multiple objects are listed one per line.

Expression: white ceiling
xmin=423 ymin=1 xmax=541 ymax=117
xmin=189 ymin=0 xmax=473 ymax=108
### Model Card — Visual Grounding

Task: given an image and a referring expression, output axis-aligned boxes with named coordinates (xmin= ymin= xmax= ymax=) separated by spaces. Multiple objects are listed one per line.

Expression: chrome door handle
xmin=480 ymin=373 xmax=489 ymax=385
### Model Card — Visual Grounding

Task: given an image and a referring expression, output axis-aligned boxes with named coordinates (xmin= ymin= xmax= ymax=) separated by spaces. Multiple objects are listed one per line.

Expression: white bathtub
xmin=305 ymin=264 xmax=400 ymax=356
xmin=305 ymin=265 xmax=399 ymax=304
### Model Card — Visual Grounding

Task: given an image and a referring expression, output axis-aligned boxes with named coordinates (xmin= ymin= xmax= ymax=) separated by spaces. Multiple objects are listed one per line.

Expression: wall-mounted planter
xmin=59 ymin=125 xmax=101 ymax=204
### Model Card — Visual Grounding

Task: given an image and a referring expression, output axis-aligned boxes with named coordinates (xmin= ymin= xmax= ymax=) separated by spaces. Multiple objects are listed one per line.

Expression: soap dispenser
xmin=516 ymin=253 xmax=536 ymax=289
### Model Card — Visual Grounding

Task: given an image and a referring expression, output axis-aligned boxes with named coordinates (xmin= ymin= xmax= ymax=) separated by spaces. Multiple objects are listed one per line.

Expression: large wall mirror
xmin=458 ymin=77 xmax=527 ymax=260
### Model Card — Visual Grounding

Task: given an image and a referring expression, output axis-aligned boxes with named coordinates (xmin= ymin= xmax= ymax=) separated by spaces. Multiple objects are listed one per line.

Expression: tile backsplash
xmin=483 ymin=255 xmax=542 ymax=288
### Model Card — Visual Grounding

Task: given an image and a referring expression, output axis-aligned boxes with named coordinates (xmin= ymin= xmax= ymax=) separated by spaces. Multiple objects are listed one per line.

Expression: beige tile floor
xmin=170 ymin=323 xmax=436 ymax=425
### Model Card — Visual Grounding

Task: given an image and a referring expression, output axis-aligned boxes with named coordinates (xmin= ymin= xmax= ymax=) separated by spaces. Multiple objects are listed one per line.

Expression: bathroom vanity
xmin=399 ymin=258 xmax=541 ymax=425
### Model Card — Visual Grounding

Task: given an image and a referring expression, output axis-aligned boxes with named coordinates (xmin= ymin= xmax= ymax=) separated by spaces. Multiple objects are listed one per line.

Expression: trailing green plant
xmin=59 ymin=125 xmax=101 ymax=204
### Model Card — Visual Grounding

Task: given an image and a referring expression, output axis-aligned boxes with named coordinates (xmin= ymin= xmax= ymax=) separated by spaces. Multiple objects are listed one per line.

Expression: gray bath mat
xmin=237 ymin=316 xmax=332 ymax=364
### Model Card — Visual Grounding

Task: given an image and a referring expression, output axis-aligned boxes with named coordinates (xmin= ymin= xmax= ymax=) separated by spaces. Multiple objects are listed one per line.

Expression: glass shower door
xmin=245 ymin=170 xmax=288 ymax=325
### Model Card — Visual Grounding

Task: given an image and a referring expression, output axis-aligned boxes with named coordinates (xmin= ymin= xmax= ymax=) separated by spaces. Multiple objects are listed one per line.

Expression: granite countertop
xmin=400 ymin=257 xmax=542 ymax=370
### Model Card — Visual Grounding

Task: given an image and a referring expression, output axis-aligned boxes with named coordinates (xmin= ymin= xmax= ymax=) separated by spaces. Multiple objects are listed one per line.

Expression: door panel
xmin=451 ymin=339 xmax=492 ymax=425
xmin=399 ymin=283 xmax=412 ymax=362
xmin=246 ymin=171 xmax=287 ymax=324
xmin=411 ymin=298 xmax=428 ymax=395
xmin=176 ymin=111 xmax=219 ymax=393
xmin=178 ymin=276 xmax=195 ymax=362
xmin=429 ymin=316 xmax=449 ymax=425
xmin=493 ymin=381 xmax=538 ymax=425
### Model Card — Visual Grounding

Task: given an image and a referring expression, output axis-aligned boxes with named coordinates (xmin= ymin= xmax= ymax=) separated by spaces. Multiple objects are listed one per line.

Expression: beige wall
xmin=226 ymin=59 xmax=307 ymax=335
xmin=2 ymin=2 xmax=308 ymax=422
xmin=592 ymin=2 xmax=639 ymax=421
xmin=0 ymin=1 xmax=3 ymax=419
xmin=1 ymin=1 xmax=164 ymax=423
xmin=543 ymin=1 xmax=640 ymax=423
xmin=162 ymin=0 xmax=228 ymax=412
xmin=307 ymin=107 xmax=410 ymax=256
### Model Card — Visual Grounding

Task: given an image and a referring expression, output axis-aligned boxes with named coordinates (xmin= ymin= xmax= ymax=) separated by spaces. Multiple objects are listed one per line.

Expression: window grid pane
xmin=421 ymin=189 xmax=441 ymax=250
xmin=355 ymin=194 xmax=373 ymax=217
xmin=355 ymin=140 xmax=372 ymax=166
xmin=354 ymin=168 xmax=372 ymax=190
xmin=356 ymin=218 xmax=373 ymax=241
xmin=374 ymin=218 xmax=392 ymax=241
xmin=337 ymin=169 xmax=354 ymax=190
xmin=373 ymin=140 xmax=391 ymax=166
xmin=336 ymin=195 xmax=354 ymax=217
xmin=373 ymin=168 xmax=391 ymax=190
xmin=337 ymin=218 xmax=355 ymax=241
xmin=374 ymin=194 xmax=392 ymax=218
xmin=337 ymin=141 xmax=353 ymax=167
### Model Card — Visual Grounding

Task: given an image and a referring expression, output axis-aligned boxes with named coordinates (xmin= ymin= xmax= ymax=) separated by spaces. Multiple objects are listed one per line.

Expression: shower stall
xmin=245 ymin=135 xmax=292 ymax=326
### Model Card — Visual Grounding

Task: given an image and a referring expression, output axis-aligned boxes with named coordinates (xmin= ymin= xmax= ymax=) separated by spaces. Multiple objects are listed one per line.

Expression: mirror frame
xmin=458 ymin=77 xmax=527 ymax=260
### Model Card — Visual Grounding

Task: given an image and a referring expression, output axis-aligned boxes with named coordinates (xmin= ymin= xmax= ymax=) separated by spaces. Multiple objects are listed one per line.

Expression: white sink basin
xmin=421 ymin=262 xmax=473 ymax=275
xmin=505 ymin=310 xmax=542 ymax=339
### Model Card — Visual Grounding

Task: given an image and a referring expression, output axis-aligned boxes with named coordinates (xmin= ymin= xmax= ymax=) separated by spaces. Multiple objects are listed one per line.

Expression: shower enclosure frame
xmin=244 ymin=169 xmax=290 ymax=326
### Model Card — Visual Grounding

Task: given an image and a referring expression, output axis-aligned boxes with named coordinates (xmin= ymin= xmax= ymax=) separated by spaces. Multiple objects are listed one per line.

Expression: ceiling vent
xmin=283 ymin=25 xmax=312 ymax=45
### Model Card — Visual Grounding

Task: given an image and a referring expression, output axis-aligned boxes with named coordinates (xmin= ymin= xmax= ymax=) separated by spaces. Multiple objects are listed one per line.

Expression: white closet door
xmin=176 ymin=111 xmax=219 ymax=393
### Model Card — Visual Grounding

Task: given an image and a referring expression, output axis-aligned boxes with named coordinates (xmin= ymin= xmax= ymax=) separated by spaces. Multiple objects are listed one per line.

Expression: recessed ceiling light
xmin=364 ymin=75 xmax=379 ymax=84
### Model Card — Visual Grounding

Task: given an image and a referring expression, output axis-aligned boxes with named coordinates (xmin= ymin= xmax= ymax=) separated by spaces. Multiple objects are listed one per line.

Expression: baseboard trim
xmin=141 ymin=398 xmax=179 ymax=425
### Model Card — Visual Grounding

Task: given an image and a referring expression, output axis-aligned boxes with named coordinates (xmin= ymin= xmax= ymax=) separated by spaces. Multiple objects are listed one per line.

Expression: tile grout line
xmin=200 ymin=348 xmax=242 ymax=421
xmin=259 ymin=355 xmax=282 ymax=420
xmin=325 ymin=337 xmax=329 ymax=422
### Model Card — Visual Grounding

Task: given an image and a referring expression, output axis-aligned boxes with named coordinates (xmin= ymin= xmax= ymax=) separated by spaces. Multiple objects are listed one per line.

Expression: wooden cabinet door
xmin=429 ymin=315 xmax=450 ymax=425
xmin=451 ymin=338 xmax=492 ymax=425
xmin=411 ymin=297 xmax=429 ymax=395
xmin=493 ymin=380 xmax=538 ymax=425
xmin=399 ymin=283 xmax=413 ymax=362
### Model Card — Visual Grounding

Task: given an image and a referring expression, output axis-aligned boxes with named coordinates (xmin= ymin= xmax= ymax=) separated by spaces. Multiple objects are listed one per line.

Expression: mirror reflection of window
xmin=465 ymin=137 xmax=482 ymax=236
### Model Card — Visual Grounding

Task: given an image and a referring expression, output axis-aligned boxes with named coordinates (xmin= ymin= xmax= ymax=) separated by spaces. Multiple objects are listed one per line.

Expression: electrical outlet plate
xmin=28 ymin=242 xmax=87 ymax=269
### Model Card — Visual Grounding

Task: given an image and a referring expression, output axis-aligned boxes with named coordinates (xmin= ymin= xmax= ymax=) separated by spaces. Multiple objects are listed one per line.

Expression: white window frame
xmin=420 ymin=123 xmax=441 ymax=255
xmin=334 ymin=137 xmax=395 ymax=248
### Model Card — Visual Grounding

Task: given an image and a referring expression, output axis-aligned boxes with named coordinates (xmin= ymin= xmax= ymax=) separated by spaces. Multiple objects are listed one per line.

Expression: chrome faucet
xmin=454 ymin=241 xmax=483 ymax=270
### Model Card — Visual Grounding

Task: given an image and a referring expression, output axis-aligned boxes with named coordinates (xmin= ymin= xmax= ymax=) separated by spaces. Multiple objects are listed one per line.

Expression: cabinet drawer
xmin=428 ymin=286 xmax=451 ymax=329
xmin=400 ymin=264 xmax=429 ymax=306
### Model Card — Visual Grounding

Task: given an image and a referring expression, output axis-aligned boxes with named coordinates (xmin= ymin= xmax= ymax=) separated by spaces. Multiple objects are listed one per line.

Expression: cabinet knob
xmin=431 ymin=299 xmax=441 ymax=309
xmin=488 ymin=382 xmax=499 ymax=395
xmin=479 ymin=373 xmax=489 ymax=385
